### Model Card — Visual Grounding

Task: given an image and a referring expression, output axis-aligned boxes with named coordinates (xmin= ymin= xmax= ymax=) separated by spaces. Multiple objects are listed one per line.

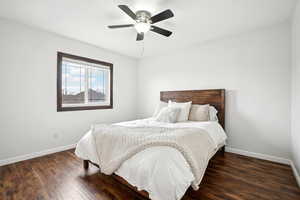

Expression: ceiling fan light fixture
xmin=134 ymin=22 xmax=151 ymax=33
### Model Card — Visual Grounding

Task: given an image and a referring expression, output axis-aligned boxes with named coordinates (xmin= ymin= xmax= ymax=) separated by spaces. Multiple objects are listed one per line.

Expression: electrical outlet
xmin=53 ymin=133 xmax=59 ymax=139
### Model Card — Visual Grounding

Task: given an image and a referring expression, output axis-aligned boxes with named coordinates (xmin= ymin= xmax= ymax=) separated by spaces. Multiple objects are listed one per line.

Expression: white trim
xmin=85 ymin=66 xmax=89 ymax=103
xmin=291 ymin=161 xmax=300 ymax=187
xmin=62 ymin=102 xmax=110 ymax=107
xmin=225 ymin=147 xmax=291 ymax=165
xmin=0 ymin=144 xmax=76 ymax=167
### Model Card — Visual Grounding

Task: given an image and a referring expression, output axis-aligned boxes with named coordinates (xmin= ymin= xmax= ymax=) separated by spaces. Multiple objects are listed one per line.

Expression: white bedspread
xmin=75 ymin=118 xmax=227 ymax=200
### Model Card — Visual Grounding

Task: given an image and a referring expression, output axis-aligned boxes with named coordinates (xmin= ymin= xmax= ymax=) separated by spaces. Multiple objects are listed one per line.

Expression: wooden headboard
xmin=160 ymin=89 xmax=225 ymax=129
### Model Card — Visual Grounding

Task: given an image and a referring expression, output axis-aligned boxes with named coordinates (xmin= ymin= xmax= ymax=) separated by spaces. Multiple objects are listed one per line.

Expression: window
xmin=57 ymin=52 xmax=113 ymax=111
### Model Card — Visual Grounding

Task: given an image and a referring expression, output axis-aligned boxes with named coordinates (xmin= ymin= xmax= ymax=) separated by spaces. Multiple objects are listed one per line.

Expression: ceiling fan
xmin=108 ymin=5 xmax=174 ymax=41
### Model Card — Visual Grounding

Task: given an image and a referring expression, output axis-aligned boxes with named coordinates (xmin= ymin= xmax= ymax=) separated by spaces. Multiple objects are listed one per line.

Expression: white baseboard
xmin=0 ymin=143 xmax=76 ymax=167
xmin=0 ymin=145 xmax=292 ymax=166
xmin=291 ymin=161 xmax=300 ymax=187
xmin=225 ymin=147 xmax=291 ymax=165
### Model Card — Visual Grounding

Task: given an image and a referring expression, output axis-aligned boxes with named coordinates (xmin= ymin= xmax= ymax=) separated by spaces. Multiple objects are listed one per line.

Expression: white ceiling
xmin=0 ymin=0 xmax=297 ymax=58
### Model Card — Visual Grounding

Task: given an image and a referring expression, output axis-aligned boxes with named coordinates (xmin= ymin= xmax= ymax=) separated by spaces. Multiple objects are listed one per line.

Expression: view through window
xmin=57 ymin=52 xmax=113 ymax=111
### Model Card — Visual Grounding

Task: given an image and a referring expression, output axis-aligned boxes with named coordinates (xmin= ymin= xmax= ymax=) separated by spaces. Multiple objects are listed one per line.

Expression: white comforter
xmin=75 ymin=118 xmax=227 ymax=200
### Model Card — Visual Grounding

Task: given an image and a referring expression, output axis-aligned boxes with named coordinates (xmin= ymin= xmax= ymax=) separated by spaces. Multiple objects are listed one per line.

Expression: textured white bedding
xmin=75 ymin=118 xmax=227 ymax=200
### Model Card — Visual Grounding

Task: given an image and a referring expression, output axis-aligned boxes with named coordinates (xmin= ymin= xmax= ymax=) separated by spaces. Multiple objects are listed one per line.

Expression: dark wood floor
xmin=1 ymin=150 xmax=299 ymax=200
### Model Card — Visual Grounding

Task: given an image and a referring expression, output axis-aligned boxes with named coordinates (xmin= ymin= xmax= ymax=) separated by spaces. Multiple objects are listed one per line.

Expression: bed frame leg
xmin=83 ymin=160 xmax=89 ymax=170
xmin=221 ymin=146 xmax=225 ymax=155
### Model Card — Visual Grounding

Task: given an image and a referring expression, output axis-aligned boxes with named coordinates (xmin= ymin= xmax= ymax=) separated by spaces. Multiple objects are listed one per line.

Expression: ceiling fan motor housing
xmin=135 ymin=10 xmax=152 ymax=23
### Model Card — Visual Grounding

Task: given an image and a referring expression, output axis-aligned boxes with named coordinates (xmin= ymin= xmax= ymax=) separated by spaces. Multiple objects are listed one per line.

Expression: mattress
xmin=75 ymin=118 xmax=227 ymax=200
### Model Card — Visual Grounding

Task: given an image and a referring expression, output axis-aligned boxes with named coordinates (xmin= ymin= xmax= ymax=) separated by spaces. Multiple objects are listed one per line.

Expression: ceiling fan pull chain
xmin=140 ymin=40 xmax=145 ymax=58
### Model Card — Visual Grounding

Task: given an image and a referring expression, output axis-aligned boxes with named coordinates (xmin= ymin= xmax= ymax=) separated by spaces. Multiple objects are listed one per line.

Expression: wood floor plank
xmin=0 ymin=150 xmax=299 ymax=200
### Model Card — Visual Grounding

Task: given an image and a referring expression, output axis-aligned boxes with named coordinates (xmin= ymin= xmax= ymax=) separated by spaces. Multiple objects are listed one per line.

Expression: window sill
xmin=57 ymin=105 xmax=113 ymax=112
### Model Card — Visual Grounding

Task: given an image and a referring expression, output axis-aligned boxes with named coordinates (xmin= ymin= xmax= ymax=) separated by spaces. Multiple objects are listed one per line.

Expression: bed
xmin=75 ymin=89 xmax=226 ymax=200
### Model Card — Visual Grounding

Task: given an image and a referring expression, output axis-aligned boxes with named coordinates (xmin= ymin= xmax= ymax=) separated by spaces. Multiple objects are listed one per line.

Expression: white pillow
xmin=209 ymin=106 xmax=219 ymax=121
xmin=155 ymin=107 xmax=181 ymax=123
xmin=153 ymin=101 xmax=168 ymax=117
xmin=168 ymin=100 xmax=192 ymax=122
xmin=189 ymin=104 xmax=210 ymax=121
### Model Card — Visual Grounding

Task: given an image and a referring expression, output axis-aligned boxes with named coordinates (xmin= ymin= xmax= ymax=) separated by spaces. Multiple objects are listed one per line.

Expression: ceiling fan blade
xmin=151 ymin=26 xmax=172 ymax=37
xmin=150 ymin=9 xmax=174 ymax=24
xmin=108 ymin=24 xmax=134 ymax=29
xmin=118 ymin=5 xmax=137 ymax=20
xmin=136 ymin=33 xmax=144 ymax=41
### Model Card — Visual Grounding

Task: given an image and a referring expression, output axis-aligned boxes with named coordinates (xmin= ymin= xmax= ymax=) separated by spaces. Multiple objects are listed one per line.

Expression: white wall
xmin=291 ymin=1 xmax=300 ymax=173
xmin=137 ymin=23 xmax=292 ymax=159
xmin=0 ymin=19 xmax=138 ymax=161
xmin=0 ymin=17 xmax=294 ymax=164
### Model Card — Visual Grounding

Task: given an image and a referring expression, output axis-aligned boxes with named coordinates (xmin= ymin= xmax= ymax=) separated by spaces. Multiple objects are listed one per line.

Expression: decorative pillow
xmin=209 ymin=106 xmax=219 ymax=121
xmin=168 ymin=100 xmax=192 ymax=122
xmin=155 ymin=107 xmax=181 ymax=123
xmin=153 ymin=101 xmax=168 ymax=117
xmin=189 ymin=104 xmax=210 ymax=121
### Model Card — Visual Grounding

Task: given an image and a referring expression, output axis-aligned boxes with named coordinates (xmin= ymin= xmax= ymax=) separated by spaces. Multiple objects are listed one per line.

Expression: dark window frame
xmin=57 ymin=52 xmax=113 ymax=112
